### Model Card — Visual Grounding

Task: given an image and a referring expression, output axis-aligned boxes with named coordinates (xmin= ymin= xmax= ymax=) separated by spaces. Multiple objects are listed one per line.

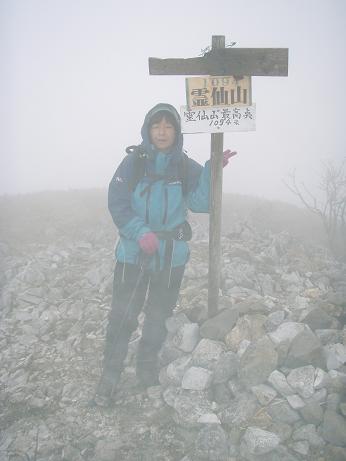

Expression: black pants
xmin=102 ymin=261 xmax=185 ymax=377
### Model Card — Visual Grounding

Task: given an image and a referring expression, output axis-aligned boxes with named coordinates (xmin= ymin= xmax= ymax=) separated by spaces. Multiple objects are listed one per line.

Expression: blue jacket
xmin=108 ymin=103 xmax=210 ymax=271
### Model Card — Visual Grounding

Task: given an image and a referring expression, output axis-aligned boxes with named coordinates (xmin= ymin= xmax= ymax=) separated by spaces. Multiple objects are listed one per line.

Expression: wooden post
xmin=208 ymin=35 xmax=225 ymax=317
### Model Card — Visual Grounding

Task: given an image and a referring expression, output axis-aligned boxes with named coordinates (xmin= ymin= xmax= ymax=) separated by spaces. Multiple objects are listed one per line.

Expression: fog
xmin=1 ymin=0 xmax=345 ymax=205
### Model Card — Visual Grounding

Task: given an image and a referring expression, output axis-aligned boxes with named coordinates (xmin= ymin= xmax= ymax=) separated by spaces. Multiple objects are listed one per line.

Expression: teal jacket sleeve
xmin=108 ymin=155 xmax=151 ymax=241
xmin=186 ymin=159 xmax=210 ymax=213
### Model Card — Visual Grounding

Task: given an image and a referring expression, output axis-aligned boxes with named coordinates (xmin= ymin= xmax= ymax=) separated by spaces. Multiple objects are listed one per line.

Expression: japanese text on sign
xmin=186 ymin=76 xmax=251 ymax=109
xmin=180 ymin=105 xmax=256 ymax=134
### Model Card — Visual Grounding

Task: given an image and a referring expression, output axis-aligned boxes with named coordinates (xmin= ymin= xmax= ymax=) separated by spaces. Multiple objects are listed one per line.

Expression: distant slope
xmin=0 ymin=189 xmax=326 ymax=249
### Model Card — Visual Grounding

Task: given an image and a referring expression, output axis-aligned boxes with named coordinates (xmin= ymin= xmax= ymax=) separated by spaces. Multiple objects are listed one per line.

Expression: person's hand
xmin=223 ymin=149 xmax=237 ymax=167
xmin=138 ymin=232 xmax=159 ymax=255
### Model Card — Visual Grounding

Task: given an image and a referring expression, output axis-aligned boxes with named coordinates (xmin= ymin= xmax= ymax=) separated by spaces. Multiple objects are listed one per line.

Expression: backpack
xmin=125 ymin=145 xmax=189 ymax=196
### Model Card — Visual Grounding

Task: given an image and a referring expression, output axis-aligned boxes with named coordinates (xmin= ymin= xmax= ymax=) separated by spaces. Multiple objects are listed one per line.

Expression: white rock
xmin=166 ymin=313 xmax=190 ymax=334
xmin=286 ymin=394 xmax=306 ymax=410
xmin=182 ymin=367 xmax=213 ymax=390
xmin=173 ymin=323 xmax=200 ymax=353
xmin=314 ymin=368 xmax=330 ymax=389
xmin=251 ymin=384 xmax=277 ymax=406
xmin=242 ymin=427 xmax=280 ymax=455
xmin=287 ymin=366 xmax=315 ymax=399
xmin=197 ymin=413 xmax=221 ymax=424
xmin=192 ymin=338 xmax=225 ymax=369
xmin=290 ymin=440 xmax=310 ymax=455
xmin=237 ymin=339 xmax=251 ymax=357
xmin=324 ymin=343 xmax=346 ymax=371
xmin=267 ymin=370 xmax=294 ymax=396
xmin=166 ymin=355 xmax=193 ymax=386
xmin=268 ymin=322 xmax=305 ymax=346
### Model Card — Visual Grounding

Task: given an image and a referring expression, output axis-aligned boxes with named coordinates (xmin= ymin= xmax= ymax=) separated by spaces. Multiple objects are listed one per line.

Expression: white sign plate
xmin=180 ymin=105 xmax=256 ymax=134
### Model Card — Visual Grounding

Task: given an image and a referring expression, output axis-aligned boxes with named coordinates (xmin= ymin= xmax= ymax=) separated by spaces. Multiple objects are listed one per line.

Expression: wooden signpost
xmin=149 ymin=36 xmax=288 ymax=317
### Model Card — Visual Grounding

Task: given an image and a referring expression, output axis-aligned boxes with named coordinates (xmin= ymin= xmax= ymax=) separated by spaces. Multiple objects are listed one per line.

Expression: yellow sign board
xmin=185 ymin=76 xmax=251 ymax=109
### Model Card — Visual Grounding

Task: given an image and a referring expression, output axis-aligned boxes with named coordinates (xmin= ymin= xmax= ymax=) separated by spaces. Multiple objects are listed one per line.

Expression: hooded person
xmin=92 ymin=103 xmax=236 ymax=406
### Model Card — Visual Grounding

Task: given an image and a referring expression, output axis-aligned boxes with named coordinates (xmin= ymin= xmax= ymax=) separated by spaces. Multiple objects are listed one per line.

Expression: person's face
xmin=149 ymin=116 xmax=176 ymax=152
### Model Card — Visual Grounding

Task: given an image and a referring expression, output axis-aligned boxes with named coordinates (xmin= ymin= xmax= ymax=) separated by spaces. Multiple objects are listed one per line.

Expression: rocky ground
xmin=0 ymin=191 xmax=345 ymax=461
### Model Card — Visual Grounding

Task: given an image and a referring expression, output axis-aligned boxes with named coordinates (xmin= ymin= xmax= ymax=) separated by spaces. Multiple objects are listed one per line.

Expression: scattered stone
xmin=291 ymin=424 xmax=325 ymax=447
xmin=199 ymin=307 xmax=239 ymax=340
xmin=287 ymin=365 xmax=315 ymax=399
xmin=218 ymin=394 xmax=258 ymax=427
xmin=267 ymin=400 xmax=301 ymax=424
xmin=251 ymin=384 xmax=277 ymax=406
xmin=193 ymin=424 xmax=229 ymax=461
xmin=267 ymin=370 xmax=294 ymax=397
xmin=290 ymin=440 xmax=309 ymax=456
xmin=165 ymin=355 xmax=193 ymax=386
xmin=315 ymin=328 xmax=344 ymax=345
xmin=224 ymin=314 xmax=267 ymax=351
xmin=300 ymin=400 xmax=324 ymax=424
xmin=286 ymin=394 xmax=305 ymax=410
xmin=314 ymin=367 xmax=331 ymax=389
xmin=241 ymin=427 xmax=280 ymax=455
xmin=237 ymin=339 xmax=251 ymax=357
xmin=94 ymin=439 xmax=123 ymax=461
xmin=212 ymin=350 xmax=238 ymax=383
xmin=173 ymin=323 xmax=200 ymax=352
xmin=268 ymin=322 xmax=305 ymax=346
xmin=302 ymin=307 xmax=336 ymax=330
xmin=238 ymin=336 xmax=278 ymax=388
xmin=173 ymin=390 xmax=216 ymax=428
xmin=324 ymin=343 xmax=346 ymax=370
xmin=285 ymin=327 xmax=326 ymax=368
xmin=322 ymin=410 xmax=346 ymax=446
xmin=265 ymin=310 xmax=286 ymax=332
xmin=192 ymin=338 xmax=225 ymax=369
xmin=181 ymin=367 xmax=213 ymax=391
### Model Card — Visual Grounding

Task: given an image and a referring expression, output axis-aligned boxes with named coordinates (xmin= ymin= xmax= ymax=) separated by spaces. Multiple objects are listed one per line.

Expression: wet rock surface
xmin=1 ymin=191 xmax=346 ymax=460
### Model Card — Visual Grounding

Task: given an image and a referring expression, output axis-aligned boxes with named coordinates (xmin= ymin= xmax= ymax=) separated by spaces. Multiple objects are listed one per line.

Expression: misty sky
xmin=1 ymin=0 xmax=345 ymax=204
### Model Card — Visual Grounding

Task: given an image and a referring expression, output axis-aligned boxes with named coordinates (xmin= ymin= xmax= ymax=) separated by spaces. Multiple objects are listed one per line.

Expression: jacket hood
xmin=140 ymin=103 xmax=184 ymax=157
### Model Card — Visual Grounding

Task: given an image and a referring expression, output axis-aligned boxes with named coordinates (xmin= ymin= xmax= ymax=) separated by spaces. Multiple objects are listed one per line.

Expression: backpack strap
xmin=126 ymin=145 xmax=189 ymax=195
xmin=126 ymin=145 xmax=148 ymax=192
xmin=179 ymin=151 xmax=189 ymax=197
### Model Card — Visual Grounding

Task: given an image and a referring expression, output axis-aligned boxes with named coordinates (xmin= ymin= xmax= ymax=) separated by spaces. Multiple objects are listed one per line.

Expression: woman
xmin=93 ymin=103 xmax=235 ymax=406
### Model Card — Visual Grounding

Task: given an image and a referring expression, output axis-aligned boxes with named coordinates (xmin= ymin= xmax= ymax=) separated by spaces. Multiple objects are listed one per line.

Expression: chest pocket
xmin=133 ymin=178 xmax=184 ymax=228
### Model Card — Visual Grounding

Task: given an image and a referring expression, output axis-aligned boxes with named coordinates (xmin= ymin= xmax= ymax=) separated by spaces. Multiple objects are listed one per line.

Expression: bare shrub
xmin=284 ymin=158 xmax=346 ymax=260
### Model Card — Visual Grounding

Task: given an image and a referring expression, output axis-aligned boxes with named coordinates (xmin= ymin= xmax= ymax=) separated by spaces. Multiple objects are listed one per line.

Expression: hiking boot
xmin=91 ymin=371 xmax=120 ymax=407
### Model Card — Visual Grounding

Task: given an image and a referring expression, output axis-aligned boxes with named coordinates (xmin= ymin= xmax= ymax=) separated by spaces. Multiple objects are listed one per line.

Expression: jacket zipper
xmin=145 ymin=188 xmax=151 ymax=224
xmin=162 ymin=187 xmax=168 ymax=224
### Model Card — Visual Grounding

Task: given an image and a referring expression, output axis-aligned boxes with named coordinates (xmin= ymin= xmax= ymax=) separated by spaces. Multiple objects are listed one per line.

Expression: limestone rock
xmin=224 ymin=314 xmax=267 ymax=351
xmin=212 ymin=350 xmax=239 ymax=384
xmin=267 ymin=370 xmax=294 ymax=397
xmin=173 ymin=323 xmax=200 ymax=353
xmin=287 ymin=365 xmax=315 ymax=399
xmin=251 ymin=384 xmax=277 ymax=406
xmin=302 ymin=307 xmax=336 ymax=330
xmin=322 ymin=410 xmax=346 ymax=446
xmin=284 ymin=327 xmax=326 ymax=369
xmin=218 ymin=394 xmax=258 ymax=427
xmin=192 ymin=338 xmax=225 ymax=369
xmin=238 ymin=336 xmax=278 ymax=389
xmin=268 ymin=322 xmax=305 ymax=346
xmin=267 ymin=400 xmax=301 ymax=424
xmin=241 ymin=427 xmax=280 ymax=455
xmin=199 ymin=307 xmax=239 ymax=340
xmin=181 ymin=367 xmax=213 ymax=391
xmin=193 ymin=424 xmax=229 ymax=461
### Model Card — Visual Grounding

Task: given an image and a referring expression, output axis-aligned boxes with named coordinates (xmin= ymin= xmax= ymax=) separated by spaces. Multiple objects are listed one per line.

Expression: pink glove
xmin=138 ymin=232 xmax=159 ymax=255
xmin=223 ymin=149 xmax=237 ymax=167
